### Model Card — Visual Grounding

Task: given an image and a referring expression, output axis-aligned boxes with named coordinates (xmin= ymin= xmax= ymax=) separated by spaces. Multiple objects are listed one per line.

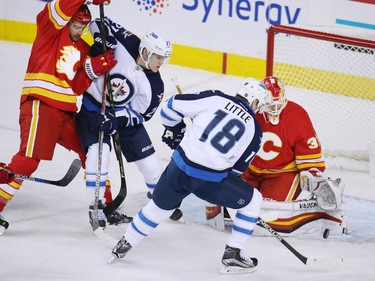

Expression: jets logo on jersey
xmin=110 ymin=73 xmax=134 ymax=106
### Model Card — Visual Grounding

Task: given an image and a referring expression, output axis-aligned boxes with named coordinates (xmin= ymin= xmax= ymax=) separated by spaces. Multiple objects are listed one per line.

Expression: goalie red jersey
xmin=242 ymin=77 xmax=325 ymax=201
xmin=21 ymin=0 xmax=91 ymax=112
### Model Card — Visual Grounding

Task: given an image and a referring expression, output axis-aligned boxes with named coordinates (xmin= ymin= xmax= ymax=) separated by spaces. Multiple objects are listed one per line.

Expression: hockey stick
xmin=171 ymin=77 xmax=183 ymax=94
xmin=91 ymin=4 xmax=109 ymax=231
xmin=1 ymin=159 xmax=81 ymax=187
xmin=257 ymin=217 xmax=343 ymax=268
xmin=91 ymin=4 xmax=130 ymax=248
xmin=98 ymin=9 xmax=128 ymax=219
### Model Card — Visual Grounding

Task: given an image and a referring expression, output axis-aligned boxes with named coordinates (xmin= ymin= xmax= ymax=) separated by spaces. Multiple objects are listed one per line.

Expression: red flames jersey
xmin=21 ymin=0 xmax=91 ymax=112
xmin=248 ymin=100 xmax=325 ymax=175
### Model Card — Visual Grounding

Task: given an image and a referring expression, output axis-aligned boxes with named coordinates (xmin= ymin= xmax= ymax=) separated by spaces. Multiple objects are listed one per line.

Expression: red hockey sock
xmin=104 ymin=180 xmax=113 ymax=204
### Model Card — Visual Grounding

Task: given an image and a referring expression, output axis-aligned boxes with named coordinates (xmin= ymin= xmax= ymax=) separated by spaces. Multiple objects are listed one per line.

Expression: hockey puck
xmin=323 ymin=229 xmax=330 ymax=239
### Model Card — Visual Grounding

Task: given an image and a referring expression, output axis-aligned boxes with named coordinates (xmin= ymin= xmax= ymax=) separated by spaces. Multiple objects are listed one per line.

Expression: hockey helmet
xmin=139 ymin=30 xmax=172 ymax=69
xmin=236 ymin=78 xmax=269 ymax=113
xmin=262 ymin=76 xmax=287 ymax=125
xmin=71 ymin=5 xmax=92 ymax=25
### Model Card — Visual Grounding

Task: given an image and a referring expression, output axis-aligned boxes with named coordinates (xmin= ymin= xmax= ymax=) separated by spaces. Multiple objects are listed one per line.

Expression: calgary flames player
xmin=242 ymin=76 xmax=326 ymax=201
xmin=0 ymin=0 xmax=116 ymax=235
xmin=240 ymin=76 xmax=349 ymax=237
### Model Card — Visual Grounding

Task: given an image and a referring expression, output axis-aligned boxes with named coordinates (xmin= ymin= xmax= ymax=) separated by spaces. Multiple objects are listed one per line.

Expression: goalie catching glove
xmin=300 ymin=168 xmax=344 ymax=210
xmin=162 ymin=121 xmax=186 ymax=149
xmin=0 ymin=163 xmax=14 ymax=184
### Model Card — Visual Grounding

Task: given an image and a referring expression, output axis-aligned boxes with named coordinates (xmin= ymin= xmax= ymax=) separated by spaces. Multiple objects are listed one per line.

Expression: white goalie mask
xmin=236 ymin=78 xmax=270 ymax=113
xmin=261 ymin=76 xmax=287 ymax=125
xmin=139 ymin=30 xmax=172 ymax=69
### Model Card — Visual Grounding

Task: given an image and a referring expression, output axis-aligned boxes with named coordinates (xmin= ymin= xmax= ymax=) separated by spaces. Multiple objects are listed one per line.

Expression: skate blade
xmin=220 ymin=265 xmax=257 ymax=274
xmin=107 ymin=255 xmax=117 ymax=265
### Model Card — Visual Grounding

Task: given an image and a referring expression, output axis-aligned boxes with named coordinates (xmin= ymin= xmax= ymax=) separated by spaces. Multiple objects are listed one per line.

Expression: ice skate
xmin=89 ymin=201 xmax=107 ymax=229
xmin=108 ymin=237 xmax=132 ymax=264
xmin=220 ymin=245 xmax=258 ymax=274
xmin=107 ymin=211 xmax=133 ymax=225
xmin=0 ymin=213 xmax=9 ymax=235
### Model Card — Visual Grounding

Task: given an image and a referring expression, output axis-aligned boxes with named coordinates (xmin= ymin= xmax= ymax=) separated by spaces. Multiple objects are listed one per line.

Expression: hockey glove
xmin=300 ymin=168 xmax=344 ymax=210
xmin=91 ymin=0 xmax=111 ymax=5
xmin=117 ymin=116 xmax=129 ymax=127
xmin=84 ymin=50 xmax=117 ymax=80
xmin=90 ymin=111 xmax=118 ymax=135
xmin=0 ymin=163 xmax=14 ymax=184
xmin=89 ymin=32 xmax=117 ymax=57
xmin=161 ymin=121 xmax=186 ymax=149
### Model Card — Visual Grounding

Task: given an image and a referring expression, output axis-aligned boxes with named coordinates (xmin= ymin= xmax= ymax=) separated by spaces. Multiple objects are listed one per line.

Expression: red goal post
xmin=265 ymin=25 xmax=375 ymax=172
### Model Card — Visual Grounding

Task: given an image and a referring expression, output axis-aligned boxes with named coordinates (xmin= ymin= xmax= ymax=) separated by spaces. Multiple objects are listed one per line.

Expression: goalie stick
xmin=0 ymin=159 xmax=81 ymax=187
xmin=257 ymin=217 xmax=343 ymax=268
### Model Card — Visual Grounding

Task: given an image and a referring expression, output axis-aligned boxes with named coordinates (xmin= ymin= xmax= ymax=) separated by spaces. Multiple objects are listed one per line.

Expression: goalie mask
xmin=236 ymin=78 xmax=270 ymax=113
xmin=139 ymin=30 xmax=172 ymax=70
xmin=262 ymin=76 xmax=287 ymax=125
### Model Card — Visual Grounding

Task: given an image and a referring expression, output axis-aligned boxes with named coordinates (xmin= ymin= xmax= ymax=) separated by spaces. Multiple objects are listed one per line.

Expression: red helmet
xmin=71 ymin=5 xmax=91 ymax=25
xmin=261 ymin=76 xmax=287 ymax=125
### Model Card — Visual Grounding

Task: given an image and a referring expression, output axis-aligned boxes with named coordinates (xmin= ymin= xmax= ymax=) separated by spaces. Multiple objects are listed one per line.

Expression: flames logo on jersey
xmin=132 ymin=0 xmax=170 ymax=15
xmin=56 ymin=46 xmax=81 ymax=81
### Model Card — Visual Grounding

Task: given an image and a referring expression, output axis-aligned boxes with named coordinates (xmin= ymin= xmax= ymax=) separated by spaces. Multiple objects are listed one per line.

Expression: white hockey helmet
xmin=139 ymin=30 xmax=172 ymax=69
xmin=236 ymin=78 xmax=269 ymax=113
xmin=262 ymin=76 xmax=287 ymax=125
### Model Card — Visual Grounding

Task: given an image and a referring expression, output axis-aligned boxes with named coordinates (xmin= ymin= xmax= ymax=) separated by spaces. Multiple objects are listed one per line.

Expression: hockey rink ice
xmin=0 ymin=41 xmax=375 ymax=281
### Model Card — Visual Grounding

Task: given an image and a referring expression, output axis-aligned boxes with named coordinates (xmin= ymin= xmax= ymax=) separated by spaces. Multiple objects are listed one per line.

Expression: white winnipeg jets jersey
xmin=83 ymin=17 xmax=164 ymax=126
xmin=160 ymin=90 xmax=263 ymax=182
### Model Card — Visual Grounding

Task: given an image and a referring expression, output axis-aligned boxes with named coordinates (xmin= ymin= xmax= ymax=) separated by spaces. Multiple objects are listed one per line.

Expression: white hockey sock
xmin=125 ymin=200 xmax=174 ymax=246
xmin=226 ymin=189 xmax=262 ymax=249
xmin=85 ymin=143 xmax=111 ymax=205
xmin=135 ymin=154 xmax=163 ymax=190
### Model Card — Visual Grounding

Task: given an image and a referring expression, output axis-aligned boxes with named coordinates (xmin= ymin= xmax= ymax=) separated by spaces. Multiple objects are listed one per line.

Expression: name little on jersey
xmin=225 ymin=102 xmax=252 ymax=123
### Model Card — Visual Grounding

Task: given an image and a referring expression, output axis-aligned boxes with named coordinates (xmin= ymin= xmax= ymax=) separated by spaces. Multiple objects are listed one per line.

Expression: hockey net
xmin=266 ymin=25 xmax=375 ymax=172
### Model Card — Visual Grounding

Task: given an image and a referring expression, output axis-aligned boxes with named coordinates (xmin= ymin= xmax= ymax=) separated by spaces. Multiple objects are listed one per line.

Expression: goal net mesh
xmin=267 ymin=25 xmax=375 ymax=171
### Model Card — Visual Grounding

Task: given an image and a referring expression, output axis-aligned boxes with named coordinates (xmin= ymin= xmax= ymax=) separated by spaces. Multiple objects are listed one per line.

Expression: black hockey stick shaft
xmin=97 ymin=5 xmax=127 ymax=218
xmin=7 ymin=159 xmax=81 ymax=187
xmin=258 ymin=217 xmax=308 ymax=264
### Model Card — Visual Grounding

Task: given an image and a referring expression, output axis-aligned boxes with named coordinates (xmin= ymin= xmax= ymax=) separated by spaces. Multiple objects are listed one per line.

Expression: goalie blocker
xmin=206 ymin=171 xmax=350 ymax=238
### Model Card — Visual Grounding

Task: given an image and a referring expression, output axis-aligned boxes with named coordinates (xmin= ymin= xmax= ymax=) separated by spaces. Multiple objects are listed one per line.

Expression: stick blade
xmin=306 ymin=256 xmax=343 ymax=269
xmin=93 ymin=227 xmax=118 ymax=248
xmin=57 ymin=159 xmax=82 ymax=186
